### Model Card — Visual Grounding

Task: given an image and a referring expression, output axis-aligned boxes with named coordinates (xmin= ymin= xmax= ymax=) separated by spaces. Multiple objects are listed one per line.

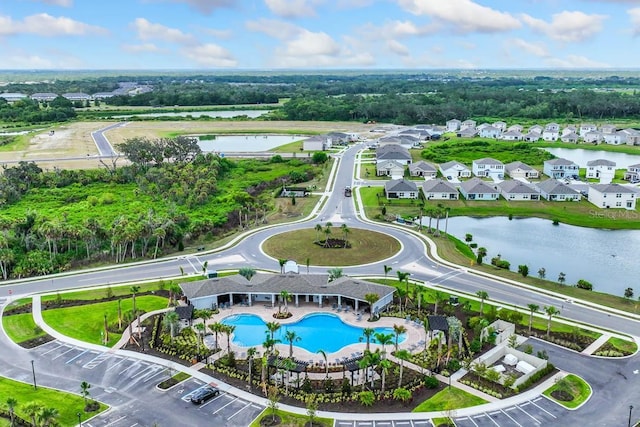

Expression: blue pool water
xmin=221 ymin=313 xmax=406 ymax=354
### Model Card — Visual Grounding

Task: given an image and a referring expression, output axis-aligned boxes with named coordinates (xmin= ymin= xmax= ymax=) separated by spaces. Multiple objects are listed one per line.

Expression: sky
xmin=2 ymin=0 xmax=640 ymax=70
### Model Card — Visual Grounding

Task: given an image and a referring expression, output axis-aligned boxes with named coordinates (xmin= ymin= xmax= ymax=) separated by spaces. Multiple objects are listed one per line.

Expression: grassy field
xmin=41 ymin=295 xmax=168 ymax=346
xmin=249 ymin=409 xmax=333 ymax=427
xmin=412 ymin=387 xmax=488 ymax=412
xmin=543 ymin=374 xmax=591 ymax=409
xmin=606 ymin=336 xmax=638 ymax=354
xmin=2 ymin=313 xmax=47 ymax=344
xmin=536 ymin=140 xmax=640 ymax=155
xmin=0 ymin=376 xmax=108 ymax=426
xmin=261 ymin=227 xmax=401 ymax=266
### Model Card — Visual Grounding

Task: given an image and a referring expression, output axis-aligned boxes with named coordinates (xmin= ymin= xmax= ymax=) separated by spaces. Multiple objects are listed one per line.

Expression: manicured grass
xmin=431 ymin=417 xmax=454 ymax=426
xmin=536 ymin=140 xmax=640 ymax=155
xmin=543 ymin=374 xmax=591 ymax=409
xmin=41 ymin=295 xmax=168 ymax=346
xmin=607 ymin=337 xmax=638 ymax=354
xmin=262 ymin=227 xmax=401 ymax=266
xmin=249 ymin=409 xmax=333 ymax=427
xmin=419 ymin=138 xmax=554 ymax=165
xmin=2 ymin=312 xmax=47 ymax=344
xmin=413 ymin=387 xmax=488 ymax=412
xmin=0 ymin=376 xmax=108 ymax=425
xmin=4 ymin=297 xmax=32 ymax=310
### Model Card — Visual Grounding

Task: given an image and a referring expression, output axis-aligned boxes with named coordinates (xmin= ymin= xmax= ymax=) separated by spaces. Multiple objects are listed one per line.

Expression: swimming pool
xmin=221 ymin=313 xmax=406 ymax=354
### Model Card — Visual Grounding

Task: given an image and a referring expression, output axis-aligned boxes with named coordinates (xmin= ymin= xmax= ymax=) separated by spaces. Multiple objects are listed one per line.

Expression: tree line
xmin=0 ymin=96 xmax=76 ymax=124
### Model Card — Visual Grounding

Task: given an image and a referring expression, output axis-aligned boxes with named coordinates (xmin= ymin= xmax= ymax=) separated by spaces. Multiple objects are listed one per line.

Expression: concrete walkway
xmin=581 ymin=333 xmax=611 ymax=355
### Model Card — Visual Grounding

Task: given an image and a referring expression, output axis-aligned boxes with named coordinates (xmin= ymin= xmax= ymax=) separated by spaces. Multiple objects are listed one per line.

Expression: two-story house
xmin=586 ymin=159 xmax=616 ymax=183
xmin=543 ymin=158 xmax=579 ymax=179
xmin=624 ymin=164 xmax=640 ymax=182
xmin=588 ymin=184 xmax=637 ymax=209
xmin=472 ymin=158 xmax=504 ymax=179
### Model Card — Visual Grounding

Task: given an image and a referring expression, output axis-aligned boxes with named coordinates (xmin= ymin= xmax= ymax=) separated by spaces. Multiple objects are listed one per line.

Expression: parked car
xmin=190 ymin=386 xmax=220 ymax=404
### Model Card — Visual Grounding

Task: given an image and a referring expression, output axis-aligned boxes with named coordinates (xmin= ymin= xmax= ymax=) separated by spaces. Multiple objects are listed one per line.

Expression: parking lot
xmin=454 ymin=397 xmax=565 ymax=427
xmin=335 ymin=420 xmax=432 ymax=427
xmin=29 ymin=340 xmax=264 ymax=427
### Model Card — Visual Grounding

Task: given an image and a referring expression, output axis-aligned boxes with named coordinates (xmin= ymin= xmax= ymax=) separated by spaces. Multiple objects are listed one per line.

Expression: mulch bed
xmin=17 ymin=334 xmax=56 ymax=349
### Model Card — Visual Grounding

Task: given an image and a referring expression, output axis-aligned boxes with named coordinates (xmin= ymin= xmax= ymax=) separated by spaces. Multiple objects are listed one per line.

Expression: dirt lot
xmin=0 ymin=120 xmax=384 ymax=170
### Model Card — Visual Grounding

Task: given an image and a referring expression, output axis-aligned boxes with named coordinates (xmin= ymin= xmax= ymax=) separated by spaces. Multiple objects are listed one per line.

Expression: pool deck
xmin=206 ymin=303 xmax=427 ymax=362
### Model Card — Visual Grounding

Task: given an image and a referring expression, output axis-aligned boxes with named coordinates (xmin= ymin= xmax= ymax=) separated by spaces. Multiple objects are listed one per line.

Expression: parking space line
xmin=501 ymin=409 xmax=523 ymax=426
xmin=393 ymin=422 xmax=411 ymax=426
xmin=119 ymin=360 xmax=143 ymax=375
xmin=132 ymin=366 xmax=159 ymax=379
xmin=212 ymin=397 xmax=241 ymax=414
xmin=83 ymin=352 xmax=109 ymax=369
xmin=516 ymin=404 xmax=540 ymax=424
xmin=412 ymin=422 xmax=430 ymax=426
xmin=458 ymin=416 xmax=479 ymax=427
xmin=103 ymin=416 xmax=126 ymax=426
xmin=51 ymin=346 xmax=77 ymax=360
xmin=484 ymin=412 xmax=500 ymax=426
xmin=227 ymin=401 xmax=252 ymax=420
xmin=375 ymin=422 xmax=392 ymax=426
xmin=105 ymin=357 xmax=127 ymax=371
xmin=41 ymin=342 xmax=63 ymax=355
xmin=66 ymin=349 xmax=90 ymax=364
xmin=141 ymin=369 xmax=166 ymax=383
xmin=336 ymin=422 xmax=353 ymax=427
xmin=531 ymin=400 xmax=557 ymax=418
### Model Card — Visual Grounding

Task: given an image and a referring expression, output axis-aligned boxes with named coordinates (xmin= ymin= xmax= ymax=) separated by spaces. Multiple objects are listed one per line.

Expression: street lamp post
xmin=30 ymin=360 xmax=37 ymax=390
xmin=629 ymin=405 xmax=634 ymax=427
xmin=77 ymin=412 xmax=82 ymax=426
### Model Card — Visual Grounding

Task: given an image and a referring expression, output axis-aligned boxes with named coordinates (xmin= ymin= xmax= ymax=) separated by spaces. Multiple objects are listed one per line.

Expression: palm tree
xmin=284 ymin=330 xmax=301 ymax=358
xmin=80 ymin=381 xmax=91 ymax=408
xmin=314 ymin=223 xmax=322 ymax=243
xmin=238 ymin=267 xmax=256 ymax=280
xmin=209 ymin=322 xmax=226 ymax=351
xmin=168 ymin=283 xmax=182 ymax=306
xmin=6 ymin=397 xmax=17 ymax=427
xmin=527 ymin=304 xmax=539 ymax=334
xmin=395 ymin=349 xmax=411 ymax=388
xmin=433 ymin=290 xmax=443 ymax=315
xmin=379 ymin=358 xmax=392 ymax=393
xmin=364 ymin=293 xmax=379 ymax=320
xmin=323 ymin=221 xmax=333 ymax=247
xmin=22 ymin=401 xmax=43 ymax=427
xmin=383 ymin=265 xmax=392 ymax=284
xmin=223 ymin=324 xmax=235 ymax=354
xmin=305 ymin=257 xmax=310 ymax=274
xmin=278 ymin=259 xmax=287 ymax=274
xmin=280 ymin=290 xmax=291 ymax=313
xmin=130 ymin=285 xmax=140 ymax=316
xmin=266 ymin=321 xmax=281 ymax=341
xmin=544 ymin=306 xmax=560 ymax=338
xmin=280 ymin=358 xmax=297 ymax=394
xmin=395 ymin=271 xmax=411 ymax=311
xmin=374 ymin=332 xmax=394 ymax=358
xmin=476 ymin=290 xmax=489 ymax=315
xmin=362 ymin=328 xmax=375 ymax=352
xmin=317 ymin=349 xmax=329 ymax=378
xmin=247 ymin=347 xmax=258 ymax=387
xmin=37 ymin=407 xmax=59 ymax=427
xmin=393 ymin=324 xmax=407 ymax=352
xmin=328 ymin=267 xmax=343 ymax=282
xmin=558 ymin=272 xmax=566 ymax=285
xmin=340 ymin=223 xmax=350 ymax=247
xmin=162 ymin=311 xmax=180 ymax=342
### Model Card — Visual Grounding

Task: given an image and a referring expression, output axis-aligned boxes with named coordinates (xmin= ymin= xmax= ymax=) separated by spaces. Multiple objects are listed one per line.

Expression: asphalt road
xmin=91 ymin=122 xmax=123 ymax=156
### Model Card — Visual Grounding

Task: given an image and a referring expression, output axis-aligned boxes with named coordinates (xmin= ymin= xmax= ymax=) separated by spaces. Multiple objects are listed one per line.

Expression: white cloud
xmin=397 ymin=0 xmax=520 ymax=33
xmin=264 ymin=0 xmax=321 ymax=18
xmin=33 ymin=0 xmax=73 ymax=6
xmin=245 ymin=18 xmax=302 ymax=40
xmin=122 ymin=43 xmax=163 ymax=53
xmin=521 ymin=11 xmax=607 ymax=42
xmin=508 ymin=38 xmax=549 ymax=57
xmin=161 ymin=0 xmax=235 ymax=14
xmin=0 ymin=14 xmax=106 ymax=37
xmin=200 ymin=28 xmax=233 ymax=39
xmin=629 ymin=7 xmax=640 ymax=36
xmin=132 ymin=18 xmax=195 ymax=44
xmin=386 ymin=39 xmax=409 ymax=56
xmin=283 ymin=30 xmax=340 ymax=57
xmin=180 ymin=43 xmax=237 ymax=67
xmin=545 ymin=54 xmax=610 ymax=68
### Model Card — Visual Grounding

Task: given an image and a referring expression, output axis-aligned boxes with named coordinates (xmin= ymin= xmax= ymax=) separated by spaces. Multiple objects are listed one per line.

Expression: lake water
xmin=543 ymin=147 xmax=640 ymax=168
xmin=442 ymin=216 xmax=640 ymax=296
xmin=197 ymin=134 xmax=306 ymax=152
xmin=113 ymin=110 xmax=270 ymax=119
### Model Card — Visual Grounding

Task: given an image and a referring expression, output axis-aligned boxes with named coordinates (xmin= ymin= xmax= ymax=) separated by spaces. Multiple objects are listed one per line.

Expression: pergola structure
xmin=179 ymin=273 xmax=396 ymax=314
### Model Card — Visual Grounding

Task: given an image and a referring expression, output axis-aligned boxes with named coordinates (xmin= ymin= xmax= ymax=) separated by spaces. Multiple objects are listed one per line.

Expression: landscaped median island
xmin=0 ymin=377 xmax=107 ymax=426
xmin=412 ymin=386 xmax=488 ymax=412
xmin=543 ymin=374 xmax=592 ymax=409
xmin=1 ymin=298 xmax=54 ymax=348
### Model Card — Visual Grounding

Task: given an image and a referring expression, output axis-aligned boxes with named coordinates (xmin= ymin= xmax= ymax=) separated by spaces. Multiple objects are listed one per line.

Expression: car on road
xmin=190 ymin=386 xmax=220 ymax=404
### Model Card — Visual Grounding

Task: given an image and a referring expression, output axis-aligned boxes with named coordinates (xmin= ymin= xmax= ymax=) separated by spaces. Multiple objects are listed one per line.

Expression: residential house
xmin=603 ymin=131 xmax=624 ymax=145
xmin=472 ymin=158 xmax=504 ymax=178
xmin=543 ymin=158 xmax=579 ymax=179
xmin=459 ymin=178 xmax=500 ymax=200
xmin=529 ymin=125 xmax=544 ymax=134
xmin=409 ymin=161 xmax=438 ymax=178
xmin=545 ymin=123 xmax=561 ymax=132
xmin=560 ymin=132 xmax=579 ymax=143
xmin=457 ymin=127 xmax=478 ymax=138
xmin=379 ymin=135 xmax=420 ymax=148
xmin=375 ymin=144 xmax=412 ymax=165
xmin=0 ymin=93 xmax=27 ymax=102
xmin=523 ymin=130 xmax=541 ymax=142
xmin=623 ymin=164 xmax=640 ymax=182
xmin=476 ymin=123 xmax=491 ymax=132
xmin=600 ymin=124 xmax=617 ymax=134
xmin=579 ymin=123 xmax=598 ymax=137
xmin=586 ymin=159 xmax=616 ymax=183
xmin=563 ymin=125 xmax=577 ymax=135
xmin=505 ymin=161 xmax=539 ymax=179
xmin=500 ymin=130 xmax=523 ymax=141
xmin=507 ymin=124 xmax=523 ymax=133
xmin=30 ymin=93 xmax=58 ymax=102
xmin=460 ymin=119 xmax=477 ymax=131
xmin=384 ymin=179 xmax=419 ymax=199
xmin=376 ymin=160 xmax=405 ymax=177
xmin=542 ymin=127 xmax=559 ymax=141
xmin=439 ymin=161 xmax=471 ymax=179
xmin=497 ymin=180 xmax=540 ymax=201
xmin=303 ymin=135 xmax=331 ymax=151
xmin=583 ymin=131 xmax=602 ymax=144
xmin=421 ymin=179 xmax=459 ymax=200
xmin=446 ymin=119 xmax=461 ymax=132
xmin=621 ymin=129 xmax=640 ymax=146
xmin=493 ymin=121 xmax=507 ymax=132
xmin=479 ymin=125 xmax=501 ymax=139
xmin=62 ymin=92 xmax=92 ymax=101
xmin=588 ymin=184 xmax=637 ymax=209
xmin=536 ymin=179 xmax=581 ymax=201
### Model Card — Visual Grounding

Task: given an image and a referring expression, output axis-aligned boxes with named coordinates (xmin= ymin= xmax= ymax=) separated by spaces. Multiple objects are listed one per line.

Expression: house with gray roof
xmin=497 ymin=180 xmax=540 ymax=201
xmin=384 ymin=179 xmax=418 ymax=199
xmin=376 ymin=144 xmax=412 ymax=165
xmin=479 ymin=125 xmax=501 ymax=139
xmin=543 ymin=158 xmax=579 ymax=179
xmin=409 ymin=161 xmax=437 ymax=178
xmin=535 ymin=179 xmax=581 ymax=201
xmin=623 ymin=164 xmax=640 ymax=182
xmin=588 ymin=184 xmax=637 ymax=209
xmin=179 ymin=273 xmax=396 ymax=314
xmin=376 ymin=160 xmax=405 ymax=177
xmin=62 ymin=92 xmax=92 ymax=101
xmin=439 ymin=161 xmax=471 ymax=179
xmin=586 ymin=159 xmax=616 ymax=183
xmin=472 ymin=158 xmax=504 ymax=178
xmin=560 ymin=132 xmax=580 ymax=143
xmin=459 ymin=178 xmax=499 ymax=200
xmin=457 ymin=127 xmax=478 ymax=138
xmin=523 ymin=130 xmax=541 ymax=142
xmin=460 ymin=119 xmax=477 ymax=131
xmin=30 ymin=93 xmax=58 ymax=102
xmin=421 ymin=179 xmax=459 ymax=200
xmin=505 ymin=161 xmax=539 ymax=179
xmin=500 ymin=130 xmax=523 ymax=141
xmin=446 ymin=119 xmax=461 ymax=132
xmin=303 ymin=135 xmax=331 ymax=151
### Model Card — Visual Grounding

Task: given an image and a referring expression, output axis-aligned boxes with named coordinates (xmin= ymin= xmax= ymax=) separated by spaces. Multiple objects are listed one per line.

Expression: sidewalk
xmin=581 ymin=333 xmax=611 ymax=355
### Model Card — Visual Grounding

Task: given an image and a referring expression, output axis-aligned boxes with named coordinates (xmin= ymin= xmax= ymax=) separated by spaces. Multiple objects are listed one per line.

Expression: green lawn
xmin=2 ymin=313 xmax=47 ymax=344
xmin=0 ymin=376 xmax=108 ymax=426
xmin=607 ymin=337 xmax=638 ymax=354
xmin=41 ymin=279 xmax=184 ymax=303
xmin=249 ymin=409 xmax=333 ymax=427
xmin=41 ymin=295 xmax=168 ymax=346
xmin=543 ymin=374 xmax=591 ymax=409
xmin=413 ymin=387 xmax=488 ymax=412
